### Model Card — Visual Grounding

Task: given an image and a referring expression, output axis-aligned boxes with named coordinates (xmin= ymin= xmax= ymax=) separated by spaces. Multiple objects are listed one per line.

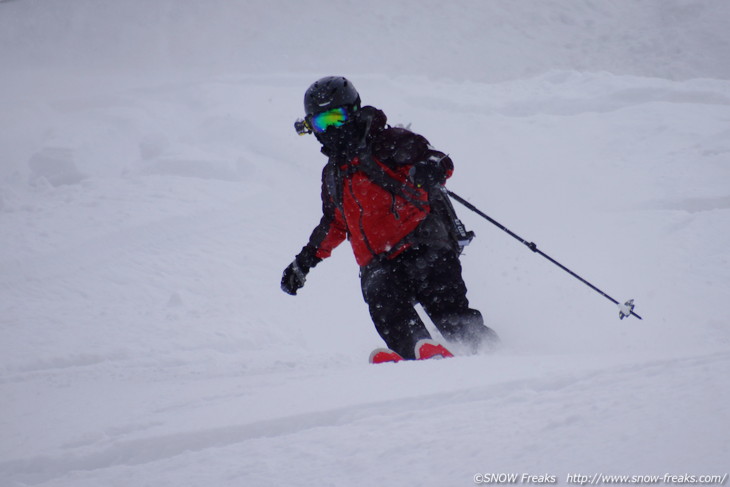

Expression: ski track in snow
xmin=2 ymin=351 xmax=729 ymax=486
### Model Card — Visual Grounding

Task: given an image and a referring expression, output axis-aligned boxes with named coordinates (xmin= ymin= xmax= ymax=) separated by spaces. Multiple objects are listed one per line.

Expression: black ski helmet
xmin=304 ymin=76 xmax=361 ymax=117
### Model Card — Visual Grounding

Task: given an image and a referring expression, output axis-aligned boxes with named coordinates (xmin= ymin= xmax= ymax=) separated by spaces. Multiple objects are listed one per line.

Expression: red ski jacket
xmin=301 ymin=107 xmax=454 ymax=267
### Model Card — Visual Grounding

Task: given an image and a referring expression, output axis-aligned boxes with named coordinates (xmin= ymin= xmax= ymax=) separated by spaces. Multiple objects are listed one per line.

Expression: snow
xmin=1 ymin=1 xmax=730 ymax=485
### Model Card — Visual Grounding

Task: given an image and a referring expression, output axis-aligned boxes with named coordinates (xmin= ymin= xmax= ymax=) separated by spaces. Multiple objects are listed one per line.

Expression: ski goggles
xmin=295 ymin=106 xmax=353 ymax=135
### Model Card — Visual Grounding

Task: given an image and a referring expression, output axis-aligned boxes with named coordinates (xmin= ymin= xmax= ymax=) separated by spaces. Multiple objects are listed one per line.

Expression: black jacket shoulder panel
xmin=372 ymin=126 xmax=430 ymax=168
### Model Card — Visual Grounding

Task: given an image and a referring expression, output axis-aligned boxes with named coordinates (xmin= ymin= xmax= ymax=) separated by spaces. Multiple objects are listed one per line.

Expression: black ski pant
xmin=360 ymin=246 xmax=496 ymax=359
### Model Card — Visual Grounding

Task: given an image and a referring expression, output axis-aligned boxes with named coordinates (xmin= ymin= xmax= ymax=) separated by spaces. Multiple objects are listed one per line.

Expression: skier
xmin=281 ymin=76 xmax=498 ymax=362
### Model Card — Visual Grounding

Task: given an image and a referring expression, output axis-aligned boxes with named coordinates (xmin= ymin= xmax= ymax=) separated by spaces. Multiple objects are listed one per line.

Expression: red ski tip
xmin=415 ymin=339 xmax=454 ymax=360
xmin=369 ymin=348 xmax=404 ymax=364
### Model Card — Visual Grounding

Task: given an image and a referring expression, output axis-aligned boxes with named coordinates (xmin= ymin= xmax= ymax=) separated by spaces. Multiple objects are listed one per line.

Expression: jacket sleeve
xmin=296 ymin=166 xmax=348 ymax=268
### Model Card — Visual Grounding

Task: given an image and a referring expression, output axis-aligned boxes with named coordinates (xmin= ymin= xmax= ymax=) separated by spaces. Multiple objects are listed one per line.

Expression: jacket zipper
xmin=391 ymin=194 xmax=400 ymax=220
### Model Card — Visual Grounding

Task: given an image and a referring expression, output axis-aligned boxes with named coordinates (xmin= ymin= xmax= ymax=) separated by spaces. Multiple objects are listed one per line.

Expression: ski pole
xmin=446 ymin=190 xmax=642 ymax=320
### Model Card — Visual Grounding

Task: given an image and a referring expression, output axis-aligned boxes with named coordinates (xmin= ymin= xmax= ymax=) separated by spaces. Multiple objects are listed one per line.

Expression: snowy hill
xmin=1 ymin=1 xmax=730 ymax=486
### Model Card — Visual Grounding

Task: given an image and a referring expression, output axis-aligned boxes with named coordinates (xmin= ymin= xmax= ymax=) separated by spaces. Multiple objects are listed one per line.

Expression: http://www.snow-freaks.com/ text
xmin=473 ymin=473 xmax=728 ymax=485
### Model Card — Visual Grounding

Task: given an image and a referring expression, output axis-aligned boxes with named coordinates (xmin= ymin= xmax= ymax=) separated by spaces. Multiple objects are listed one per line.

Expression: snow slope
xmin=2 ymin=1 xmax=730 ymax=486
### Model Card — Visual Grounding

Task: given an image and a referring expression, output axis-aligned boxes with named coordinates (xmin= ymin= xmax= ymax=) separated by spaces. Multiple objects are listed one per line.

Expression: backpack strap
xmin=355 ymin=148 xmax=427 ymax=211
xmin=323 ymin=159 xmax=345 ymax=212
xmin=429 ymin=185 xmax=476 ymax=254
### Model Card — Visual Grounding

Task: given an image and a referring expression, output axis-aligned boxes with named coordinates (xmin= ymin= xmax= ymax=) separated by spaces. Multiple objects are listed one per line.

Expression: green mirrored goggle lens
xmin=310 ymin=107 xmax=350 ymax=133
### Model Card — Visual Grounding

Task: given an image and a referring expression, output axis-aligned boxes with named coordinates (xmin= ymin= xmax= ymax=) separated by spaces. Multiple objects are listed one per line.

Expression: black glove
xmin=281 ymin=260 xmax=307 ymax=295
xmin=280 ymin=247 xmax=322 ymax=296
xmin=409 ymin=160 xmax=446 ymax=188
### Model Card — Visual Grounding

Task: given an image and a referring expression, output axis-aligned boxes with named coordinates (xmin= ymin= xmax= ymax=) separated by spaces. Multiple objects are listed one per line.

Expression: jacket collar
xmin=320 ymin=106 xmax=387 ymax=159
